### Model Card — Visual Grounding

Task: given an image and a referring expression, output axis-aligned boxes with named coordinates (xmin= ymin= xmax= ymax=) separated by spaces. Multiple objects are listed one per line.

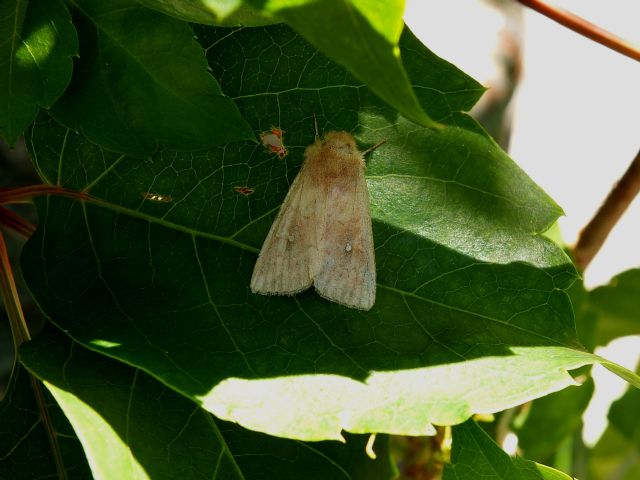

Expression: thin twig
xmin=29 ymin=375 xmax=66 ymax=480
xmin=574 ymin=149 xmax=640 ymax=271
xmin=0 ymin=231 xmax=65 ymax=478
xmin=516 ymin=0 xmax=640 ymax=62
xmin=0 ymin=231 xmax=31 ymax=346
xmin=0 ymin=185 xmax=90 ymax=204
xmin=0 ymin=206 xmax=36 ymax=237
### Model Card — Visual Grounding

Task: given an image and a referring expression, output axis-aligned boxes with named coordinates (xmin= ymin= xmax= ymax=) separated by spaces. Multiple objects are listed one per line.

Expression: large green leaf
xmin=608 ymin=373 xmax=640 ymax=447
xmin=18 ymin=324 xmax=394 ymax=479
xmin=444 ymin=420 xmax=572 ymax=480
xmin=22 ymin=24 xmax=639 ymax=442
xmin=0 ymin=362 xmax=91 ymax=479
xmin=51 ymin=0 xmax=253 ymax=157
xmin=0 ymin=0 xmax=77 ymax=145
xmin=511 ymin=281 xmax=596 ymax=464
xmin=589 ymin=379 xmax=640 ymax=480
xmin=137 ymin=0 xmax=439 ymax=127
xmin=135 ymin=0 xmax=278 ymax=26
xmin=218 ymin=422 xmax=396 ymax=480
xmin=513 ymin=377 xmax=594 ymax=464
xmin=20 ymin=324 xmax=238 ymax=480
xmin=588 ymin=425 xmax=640 ymax=480
xmin=587 ymin=269 xmax=640 ymax=345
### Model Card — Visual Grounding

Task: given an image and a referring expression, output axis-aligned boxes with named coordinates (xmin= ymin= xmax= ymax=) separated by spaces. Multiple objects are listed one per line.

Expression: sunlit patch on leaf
xmin=140 ymin=192 xmax=173 ymax=203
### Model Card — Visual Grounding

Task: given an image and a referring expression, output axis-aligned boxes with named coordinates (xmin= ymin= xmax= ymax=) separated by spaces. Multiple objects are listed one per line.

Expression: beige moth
xmin=250 ymin=130 xmax=378 ymax=311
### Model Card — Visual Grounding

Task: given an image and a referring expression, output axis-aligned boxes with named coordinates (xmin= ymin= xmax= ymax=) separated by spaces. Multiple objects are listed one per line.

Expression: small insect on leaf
xmin=234 ymin=186 xmax=255 ymax=196
xmin=140 ymin=192 xmax=172 ymax=203
xmin=260 ymin=127 xmax=288 ymax=159
xmin=251 ymin=129 xmax=382 ymax=311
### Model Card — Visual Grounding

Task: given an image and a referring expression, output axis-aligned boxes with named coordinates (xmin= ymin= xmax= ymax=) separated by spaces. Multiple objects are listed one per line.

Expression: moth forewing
xmin=251 ymin=130 xmax=377 ymax=310
xmin=313 ymin=148 xmax=375 ymax=310
xmin=250 ymin=161 xmax=323 ymax=295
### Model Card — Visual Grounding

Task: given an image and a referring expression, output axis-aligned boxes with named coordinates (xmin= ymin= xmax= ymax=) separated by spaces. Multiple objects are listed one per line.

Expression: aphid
xmin=140 ymin=192 xmax=172 ymax=203
xmin=234 ymin=186 xmax=255 ymax=196
xmin=260 ymin=127 xmax=288 ymax=159
xmin=251 ymin=127 xmax=382 ymax=311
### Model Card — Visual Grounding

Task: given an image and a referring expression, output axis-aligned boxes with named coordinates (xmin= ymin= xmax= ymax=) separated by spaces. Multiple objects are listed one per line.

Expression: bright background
xmin=404 ymin=0 xmax=640 ymax=449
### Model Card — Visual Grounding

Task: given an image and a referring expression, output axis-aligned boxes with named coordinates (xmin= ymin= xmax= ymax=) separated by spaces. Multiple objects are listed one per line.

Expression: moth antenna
xmin=362 ymin=139 xmax=387 ymax=156
xmin=312 ymin=111 xmax=319 ymax=140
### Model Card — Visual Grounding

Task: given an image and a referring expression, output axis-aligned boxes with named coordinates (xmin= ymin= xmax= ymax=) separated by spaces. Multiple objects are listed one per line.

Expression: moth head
xmin=323 ymin=131 xmax=357 ymax=155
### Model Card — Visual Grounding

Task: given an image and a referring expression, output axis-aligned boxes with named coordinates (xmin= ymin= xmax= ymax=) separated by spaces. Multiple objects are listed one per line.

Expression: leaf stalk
xmin=516 ymin=0 xmax=640 ymax=62
xmin=574 ymin=149 xmax=640 ymax=270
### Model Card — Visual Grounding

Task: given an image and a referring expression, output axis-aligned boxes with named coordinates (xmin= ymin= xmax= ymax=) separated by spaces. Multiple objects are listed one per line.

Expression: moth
xmin=251 ymin=129 xmax=381 ymax=310
xmin=260 ymin=127 xmax=288 ymax=159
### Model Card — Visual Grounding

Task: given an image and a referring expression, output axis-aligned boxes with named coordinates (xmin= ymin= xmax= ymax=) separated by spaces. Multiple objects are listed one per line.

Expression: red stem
xmin=574 ymin=149 xmax=640 ymax=270
xmin=516 ymin=0 xmax=640 ymax=62
xmin=0 ymin=206 xmax=36 ymax=237
xmin=0 ymin=185 xmax=91 ymax=204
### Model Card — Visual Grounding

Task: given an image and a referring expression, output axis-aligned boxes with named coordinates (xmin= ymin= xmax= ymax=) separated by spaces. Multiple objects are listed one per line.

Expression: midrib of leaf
xmin=203 ymin=413 xmax=246 ymax=480
xmin=296 ymin=440 xmax=353 ymax=479
xmin=293 ymin=297 xmax=370 ymax=375
xmin=124 ymin=369 xmax=139 ymax=475
xmin=52 ymin=193 xmax=580 ymax=351
xmin=56 ymin=127 xmax=73 ymax=186
xmin=57 ymin=194 xmax=260 ymax=253
xmin=25 ymin=120 xmax=66 ymax=186
xmin=401 ymin=295 xmax=467 ymax=361
xmin=232 ymin=85 xmax=366 ymax=100
xmin=385 ymin=283 xmax=575 ymax=349
xmin=192 ymin=235 xmax=260 ymax=377
xmin=465 ymin=425 xmax=504 ymax=478
xmin=203 ymin=27 xmax=243 ymax=53
xmin=81 ymin=152 xmax=127 ymax=191
xmin=367 ymin=173 xmax=558 ymax=222
xmin=341 ymin=0 xmax=392 ymax=98
xmin=76 ymin=199 xmax=213 ymax=393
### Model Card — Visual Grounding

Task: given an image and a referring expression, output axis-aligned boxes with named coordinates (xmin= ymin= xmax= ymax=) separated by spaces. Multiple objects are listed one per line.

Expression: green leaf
xmin=140 ymin=0 xmax=441 ymax=127
xmin=19 ymin=324 xmax=395 ymax=479
xmin=0 ymin=362 xmax=92 ymax=479
xmin=587 ymin=269 xmax=640 ymax=345
xmin=51 ymin=0 xmax=253 ymax=157
xmin=20 ymin=324 xmax=241 ymax=480
xmin=267 ymin=0 xmax=439 ymax=127
xmin=512 ymin=283 xmax=596 ymax=464
xmin=608 ymin=376 xmax=640 ymax=446
xmin=513 ymin=377 xmax=594 ymax=463
xmin=22 ymin=24 xmax=639 ymax=442
xmin=588 ymin=426 xmax=640 ymax=480
xmin=135 ymin=0 xmax=279 ymax=26
xmin=218 ymin=422 xmax=396 ymax=479
xmin=0 ymin=0 xmax=77 ymax=145
xmin=444 ymin=419 xmax=572 ymax=480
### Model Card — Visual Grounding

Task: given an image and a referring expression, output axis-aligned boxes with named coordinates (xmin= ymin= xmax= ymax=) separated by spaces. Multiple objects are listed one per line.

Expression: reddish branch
xmin=0 ymin=185 xmax=90 ymax=238
xmin=0 ymin=206 xmax=36 ymax=237
xmin=516 ymin=0 xmax=640 ymax=62
xmin=0 ymin=185 xmax=90 ymax=204
xmin=0 ymin=230 xmax=66 ymax=477
xmin=574 ymin=149 xmax=640 ymax=270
